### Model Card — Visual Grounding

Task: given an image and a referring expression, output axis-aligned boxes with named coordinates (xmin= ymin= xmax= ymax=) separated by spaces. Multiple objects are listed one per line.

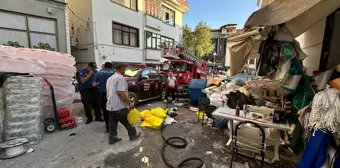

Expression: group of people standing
xmin=79 ymin=62 xmax=140 ymax=145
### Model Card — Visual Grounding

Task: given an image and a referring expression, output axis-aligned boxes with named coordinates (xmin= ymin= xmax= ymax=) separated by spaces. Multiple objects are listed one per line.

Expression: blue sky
xmin=184 ymin=0 xmax=258 ymax=29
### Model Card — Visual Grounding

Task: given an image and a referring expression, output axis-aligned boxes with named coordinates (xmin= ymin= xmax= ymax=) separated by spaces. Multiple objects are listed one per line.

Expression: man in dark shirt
xmin=93 ymin=62 xmax=114 ymax=132
xmin=79 ymin=62 xmax=103 ymax=124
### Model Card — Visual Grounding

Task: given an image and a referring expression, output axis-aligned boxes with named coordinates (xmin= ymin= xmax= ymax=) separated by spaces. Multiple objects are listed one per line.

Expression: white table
xmin=212 ymin=107 xmax=293 ymax=162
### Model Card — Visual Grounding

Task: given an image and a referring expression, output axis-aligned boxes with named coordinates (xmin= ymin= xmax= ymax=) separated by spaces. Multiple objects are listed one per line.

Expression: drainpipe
xmin=142 ymin=13 xmax=146 ymax=64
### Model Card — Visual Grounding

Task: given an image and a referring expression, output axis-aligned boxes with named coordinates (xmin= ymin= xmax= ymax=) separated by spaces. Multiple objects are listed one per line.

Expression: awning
xmin=226 ymin=28 xmax=265 ymax=76
xmin=245 ymin=0 xmax=340 ymax=37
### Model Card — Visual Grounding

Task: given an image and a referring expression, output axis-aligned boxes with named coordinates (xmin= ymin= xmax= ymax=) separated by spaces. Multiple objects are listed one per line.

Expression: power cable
xmin=67 ymin=6 xmax=88 ymax=23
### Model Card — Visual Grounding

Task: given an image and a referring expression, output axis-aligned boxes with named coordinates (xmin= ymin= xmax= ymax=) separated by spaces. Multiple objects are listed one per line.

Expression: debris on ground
xmin=27 ymin=148 xmax=35 ymax=153
xmin=141 ymin=156 xmax=149 ymax=165
xmin=164 ymin=116 xmax=178 ymax=125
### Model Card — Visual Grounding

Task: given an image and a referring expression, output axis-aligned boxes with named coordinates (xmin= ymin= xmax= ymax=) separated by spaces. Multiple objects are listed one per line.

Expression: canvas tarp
xmin=245 ymin=0 xmax=340 ymax=37
xmin=226 ymin=28 xmax=264 ymax=76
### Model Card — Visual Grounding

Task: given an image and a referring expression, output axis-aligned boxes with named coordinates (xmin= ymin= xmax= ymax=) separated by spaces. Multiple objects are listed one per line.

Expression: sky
xmin=184 ymin=0 xmax=258 ymax=29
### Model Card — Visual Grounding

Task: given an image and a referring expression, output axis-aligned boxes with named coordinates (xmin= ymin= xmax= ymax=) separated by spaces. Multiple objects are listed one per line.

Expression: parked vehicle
xmin=124 ymin=66 xmax=167 ymax=105
xmin=160 ymin=42 xmax=209 ymax=96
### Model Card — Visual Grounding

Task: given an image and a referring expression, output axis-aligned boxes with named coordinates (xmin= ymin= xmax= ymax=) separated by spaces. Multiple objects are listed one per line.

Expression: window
xmin=226 ymin=29 xmax=234 ymax=33
xmin=111 ymin=0 xmax=137 ymax=11
xmin=146 ymin=31 xmax=174 ymax=50
xmin=160 ymin=6 xmax=175 ymax=26
xmin=145 ymin=0 xmax=159 ymax=17
xmin=141 ymin=69 xmax=151 ymax=80
xmin=112 ymin=22 xmax=139 ymax=47
xmin=149 ymin=68 xmax=159 ymax=79
xmin=0 ymin=11 xmax=58 ymax=51
xmin=145 ymin=1 xmax=175 ymax=26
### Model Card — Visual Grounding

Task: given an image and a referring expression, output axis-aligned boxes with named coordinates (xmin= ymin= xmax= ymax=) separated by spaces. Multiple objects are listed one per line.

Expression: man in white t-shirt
xmin=167 ymin=72 xmax=178 ymax=102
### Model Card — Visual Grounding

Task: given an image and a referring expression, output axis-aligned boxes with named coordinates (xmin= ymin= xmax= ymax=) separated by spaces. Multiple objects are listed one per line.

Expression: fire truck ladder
xmin=161 ymin=41 xmax=205 ymax=67
xmin=182 ymin=51 xmax=204 ymax=67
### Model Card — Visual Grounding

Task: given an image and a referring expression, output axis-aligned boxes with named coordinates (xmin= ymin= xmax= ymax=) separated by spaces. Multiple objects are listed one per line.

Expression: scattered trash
xmin=169 ymin=112 xmax=178 ymax=118
xmin=141 ymin=156 xmax=149 ymax=165
xmin=196 ymin=112 xmax=204 ymax=119
xmin=174 ymin=103 xmax=183 ymax=107
xmin=141 ymin=107 xmax=167 ymax=129
xmin=147 ymin=104 xmax=152 ymax=110
xmin=213 ymin=141 xmax=226 ymax=153
xmin=205 ymin=151 xmax=213 ymax=155
xmin=164 ymin=117 xmax=178 ymax=125
xmin=133 ymin=147 xmax=143 ymax=157
xmin=190 ymin=107 xmax=199 ymax=112
xmin=69 ymin=133 xmax=76 ymax=136
xmin=27 ymin=148 xmax=35 ymax=153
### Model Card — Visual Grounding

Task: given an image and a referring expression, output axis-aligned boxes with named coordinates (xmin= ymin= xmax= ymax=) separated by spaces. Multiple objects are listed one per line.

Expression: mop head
xmin=308 ymin=88 xmax=340 ymax=133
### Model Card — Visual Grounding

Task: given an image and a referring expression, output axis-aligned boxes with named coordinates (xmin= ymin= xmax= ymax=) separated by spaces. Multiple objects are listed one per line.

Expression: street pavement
xmin=0 ymin=100 xmax=299 ymax=168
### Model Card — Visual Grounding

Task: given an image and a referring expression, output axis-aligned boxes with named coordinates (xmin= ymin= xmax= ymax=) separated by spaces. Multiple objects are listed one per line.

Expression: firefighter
xmin=167 ymin=72 xmax=178 ymax=102
xmin=79 ymin=62 xmax=103 ymax=124
xmin=92 ymin=62 xmax=114 ymax=133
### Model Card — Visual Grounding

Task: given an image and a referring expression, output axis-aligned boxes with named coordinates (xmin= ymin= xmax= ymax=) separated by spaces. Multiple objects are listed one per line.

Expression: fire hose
xmin=160 ymin=101 xmax=204 ymax=168
xmin=160 ymin=124 xmax=204 ymax=168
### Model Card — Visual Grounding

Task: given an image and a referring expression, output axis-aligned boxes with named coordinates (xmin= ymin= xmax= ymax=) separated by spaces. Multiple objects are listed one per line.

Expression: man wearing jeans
xmin=106 ymin=63 xmax=141 ymax=144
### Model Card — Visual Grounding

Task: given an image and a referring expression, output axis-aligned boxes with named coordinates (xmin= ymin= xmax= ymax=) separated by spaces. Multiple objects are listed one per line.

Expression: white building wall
xmin=91 ymin=0 xmax=184 ymax=66
xmin=68 ymin=0 xmax=95 ymax=70
xmin=92 ymin=0 xmax=144 ymax=66
xmin=144 ymin=14 xmax=182 ymax=62
xmin=70 ymin=0 xmax=185 ymax=68
xmin=296 ymin=19 xmax=326 ymax=76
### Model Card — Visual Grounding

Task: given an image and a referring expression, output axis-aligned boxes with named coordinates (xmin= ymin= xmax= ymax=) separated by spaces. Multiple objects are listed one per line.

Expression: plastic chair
xmin=230 ymin=121 xmax=266 ymax=168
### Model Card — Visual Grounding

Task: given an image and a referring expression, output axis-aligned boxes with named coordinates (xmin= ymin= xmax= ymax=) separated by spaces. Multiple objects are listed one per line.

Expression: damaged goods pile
xmin=0 ymin=46 xmax=76 ymax=144
xmin=3 ymin=76 xmax=44 ymax=144
xmin=140 ymin=107 xmax=168 ymax=129
xmin=0 ymin=46 xmax=76 ymax=118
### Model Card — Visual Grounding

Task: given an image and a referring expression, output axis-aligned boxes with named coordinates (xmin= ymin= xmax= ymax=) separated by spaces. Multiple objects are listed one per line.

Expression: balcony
xmin=162 ymin=0 xmax=189 ymax=13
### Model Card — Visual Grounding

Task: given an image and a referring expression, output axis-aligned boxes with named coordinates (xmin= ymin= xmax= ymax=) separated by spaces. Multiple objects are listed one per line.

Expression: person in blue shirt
xmin=92 ymin=62 xmax=114 ymax=133
xmin=79 ymin=62 xmax=103 ymax=124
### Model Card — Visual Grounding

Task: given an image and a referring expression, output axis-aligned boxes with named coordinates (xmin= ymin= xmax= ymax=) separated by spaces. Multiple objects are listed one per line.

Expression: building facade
xmin=69 ymin=0 xmax=188 ymax=69
xmin=0 ymin=0 xmax=70 ymax=54
xmin=210 ymin=24 xmax=237 ymax=68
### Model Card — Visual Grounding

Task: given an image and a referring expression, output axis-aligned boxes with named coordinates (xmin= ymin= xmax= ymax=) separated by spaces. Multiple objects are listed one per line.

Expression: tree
xmin=182 ymin=25 xmax=195 ymax=53
xmin=182 ymin=21 xmax=214 ymax=57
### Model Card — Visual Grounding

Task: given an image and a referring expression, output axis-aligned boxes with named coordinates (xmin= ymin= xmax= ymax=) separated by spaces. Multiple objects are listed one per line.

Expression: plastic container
xmin=189 ymin=79 xmax=207 ymax=101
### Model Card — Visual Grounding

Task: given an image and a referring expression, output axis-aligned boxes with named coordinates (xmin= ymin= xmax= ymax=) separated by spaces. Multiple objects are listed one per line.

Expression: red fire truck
xmin=160 ymin=42 xmax=209 ymax=96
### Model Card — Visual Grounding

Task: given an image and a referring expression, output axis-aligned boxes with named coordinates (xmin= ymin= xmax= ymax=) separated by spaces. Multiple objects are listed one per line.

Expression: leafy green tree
xmin=182 ymin=21 xmax=214 ymax=57
xmin=182 ymin=25 xmax=194 ymax=52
